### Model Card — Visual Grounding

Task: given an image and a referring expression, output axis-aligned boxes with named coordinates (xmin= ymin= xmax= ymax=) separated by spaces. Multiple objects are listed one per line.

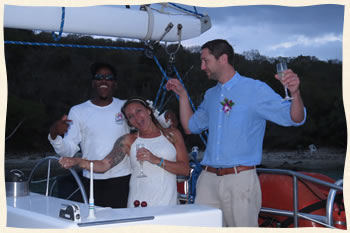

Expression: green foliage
xmin=4 ymin=28 xmax=346 ymax=152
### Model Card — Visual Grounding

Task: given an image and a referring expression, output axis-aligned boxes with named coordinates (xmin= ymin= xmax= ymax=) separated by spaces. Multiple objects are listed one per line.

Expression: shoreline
xmin=261 ymin=148 xmax=346 ymax=170
xmin=4 ymin=147 xmax=346 ymax=174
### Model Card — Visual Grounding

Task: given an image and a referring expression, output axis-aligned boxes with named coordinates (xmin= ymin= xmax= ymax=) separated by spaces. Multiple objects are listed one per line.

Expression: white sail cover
xmin=4 ymin=5 xmax=211 ymax=42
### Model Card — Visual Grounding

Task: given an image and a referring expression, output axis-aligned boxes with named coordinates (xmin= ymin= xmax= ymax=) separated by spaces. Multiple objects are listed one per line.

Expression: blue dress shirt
xmin=188 ymin=72 xmax=306 ymax=167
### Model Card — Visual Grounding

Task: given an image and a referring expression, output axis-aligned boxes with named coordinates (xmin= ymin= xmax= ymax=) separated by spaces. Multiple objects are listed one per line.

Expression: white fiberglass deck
xmin=7 ymin=192 xmax=222 ymax=228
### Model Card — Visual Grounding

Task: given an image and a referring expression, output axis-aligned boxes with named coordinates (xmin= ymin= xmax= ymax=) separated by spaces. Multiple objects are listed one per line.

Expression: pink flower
xmin=220 ymin=98 xmax=235 ymax=115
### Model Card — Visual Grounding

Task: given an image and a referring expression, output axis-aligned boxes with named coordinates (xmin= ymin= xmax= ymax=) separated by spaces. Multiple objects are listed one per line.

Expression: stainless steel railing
xmin=256 ymin=168 xmax=343 ymax=228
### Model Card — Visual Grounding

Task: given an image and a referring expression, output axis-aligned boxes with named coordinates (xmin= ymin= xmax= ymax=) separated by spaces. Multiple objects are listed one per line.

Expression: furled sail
xmin=4 ymin=4 xmax=211 ymax=42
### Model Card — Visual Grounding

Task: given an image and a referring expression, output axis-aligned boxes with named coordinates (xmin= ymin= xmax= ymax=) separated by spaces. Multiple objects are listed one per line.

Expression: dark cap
xmin=90 ymin=62 xmax=117 ymax=79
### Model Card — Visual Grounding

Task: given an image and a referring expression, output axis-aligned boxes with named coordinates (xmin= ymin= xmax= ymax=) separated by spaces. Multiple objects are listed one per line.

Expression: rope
xmin=173 ymin=65 xmax=208 ymax=144
xmin=6 ymin=39 xmax=206 ymax=146
xmin=158 ymin=88 xmax=167 ymax=112
xmin=52 ymin=7 xmax=65 ymax=42
xmin=152 ymin=58 xmax=209 ymax=147
xmin=5 ymin=41 xmax=145 ymax=51
xmin=173 ymin=65 xmax=196 ymax=111
xmin=168 ymin=3 xmax=204 ymax=17
xmin=152 ymin=55 xmax=172 ymax=110
xmin=164 ymin=23 xmax=182 ymax=57
xmin=154 ymin=75 xmax=167 ymax=109
xmin=155 ymin=64 xmax=206 ymax=145
xmin=153 ymin=55 xmax=171 ymax=83
xmin=153 ymin=58 xmax=206 ymax=148
xmin=188 ymin=147 xmax=202 ymax=203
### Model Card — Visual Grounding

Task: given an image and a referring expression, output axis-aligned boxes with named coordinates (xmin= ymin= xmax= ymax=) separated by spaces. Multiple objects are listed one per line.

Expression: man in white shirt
xmin=48 ymin=62 xmax=131 ymax=208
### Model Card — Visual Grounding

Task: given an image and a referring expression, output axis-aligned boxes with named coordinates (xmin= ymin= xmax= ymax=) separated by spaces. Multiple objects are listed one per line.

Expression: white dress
xmin=127 ymin=133 xmax=177 ymax=207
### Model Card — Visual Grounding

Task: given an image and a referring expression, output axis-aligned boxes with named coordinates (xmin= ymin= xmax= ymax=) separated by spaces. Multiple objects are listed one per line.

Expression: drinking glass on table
xmin=136 ymin=143 xmax=147 ymax=178
xmin=276 ymin=62 xmax=294 ymax=101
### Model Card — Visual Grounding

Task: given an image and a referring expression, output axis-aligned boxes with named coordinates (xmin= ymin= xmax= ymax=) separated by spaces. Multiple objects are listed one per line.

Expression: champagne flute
xmin=276 ymin=62 xmax=294 ymax=101
xmin=136 ymin=143 xmax=147 ymax=178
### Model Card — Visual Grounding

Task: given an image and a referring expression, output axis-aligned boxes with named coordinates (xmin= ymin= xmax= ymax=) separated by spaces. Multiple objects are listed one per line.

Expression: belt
xmin=202 ymin=165 xmax=256 ymax=176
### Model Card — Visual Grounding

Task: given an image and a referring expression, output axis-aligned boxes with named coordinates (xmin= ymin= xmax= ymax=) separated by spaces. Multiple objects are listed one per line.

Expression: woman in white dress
xmin=59 ymin=97 xmax=190 ymax=207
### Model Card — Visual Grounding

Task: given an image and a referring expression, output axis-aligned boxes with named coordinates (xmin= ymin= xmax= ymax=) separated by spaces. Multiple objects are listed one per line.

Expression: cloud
xmin=181 ymin=5 xmax=343 ymax=61
xmin=268 ymin=33 xmax=342 ymax=51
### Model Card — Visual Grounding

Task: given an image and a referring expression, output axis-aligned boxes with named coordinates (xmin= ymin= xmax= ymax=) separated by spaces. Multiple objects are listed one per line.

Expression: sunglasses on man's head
xmin=93 ymin=74 xmax=116 ymax=81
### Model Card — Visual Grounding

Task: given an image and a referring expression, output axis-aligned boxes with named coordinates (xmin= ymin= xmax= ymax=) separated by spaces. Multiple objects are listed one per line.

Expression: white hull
xmin=4 ymin=5 xmax=211 ymax=42
xmin=7 ymin=192 xmax=222 ymax=228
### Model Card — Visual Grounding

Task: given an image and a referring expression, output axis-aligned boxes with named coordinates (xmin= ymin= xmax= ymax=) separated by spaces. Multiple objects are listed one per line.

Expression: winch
xmin=5 ymin=169 xmax=29 ymax=197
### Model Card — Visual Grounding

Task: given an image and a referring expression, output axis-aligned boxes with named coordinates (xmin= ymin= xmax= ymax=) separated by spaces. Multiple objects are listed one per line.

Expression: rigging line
xmin=172 ymin=64 xmax=208 ymax=143
xmin=154 ymin=75 xmax=167 ymax=109
xmin=6 ymin=38 xmax=206 ymax=145
xmin=4 ymin=41 xmax=145 ymax=51
xmin=152 ymin=55 xmax=171 ymax=110
xmin=148 ymin=10 xmax=199 ymax=17
xmin=52 ymin=7 xmax=65 ymax=42
xmin=173 ymin=65 xmax=197 ymax=113
xmin=152 ymin=56 xmax=204 ymax=144
xmin=147 ymin=4 xmax=200 ymax=17
xmin=171 ymin=65 xmax=207 ymax=144
xmin=153 ymin=55 xmax=171 ymax=83
xmin=164 ymin=24 xmax=182 ymax=56
xmin=160 ymin=65 xmax=193 ymax=110
xmin=147 ymin=7 xmax=190 ymax=16
xmin=5 ymin=118 xmax=25 ymax=141
xmin=167 ymin=3 xmax=204 ymax=17
xmin=158 ymin=88 xmax=168 ymax=112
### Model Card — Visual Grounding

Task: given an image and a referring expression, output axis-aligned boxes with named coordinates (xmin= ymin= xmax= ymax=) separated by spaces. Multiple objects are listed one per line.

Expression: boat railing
xmin=28 ymin=156 xmax=88 ymax=204
xmin=256 ymin=168 xmax=343 ymax=228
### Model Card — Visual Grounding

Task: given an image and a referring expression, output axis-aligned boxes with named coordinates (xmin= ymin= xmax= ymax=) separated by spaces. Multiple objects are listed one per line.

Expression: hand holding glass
xmin=276 ymin=62 xmax=293 ymax=101
xmin=136 ymin=143 xmax=147 ymax=178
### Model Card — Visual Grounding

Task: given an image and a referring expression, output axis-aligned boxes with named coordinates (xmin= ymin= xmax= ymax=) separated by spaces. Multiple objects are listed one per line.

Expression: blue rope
xmin=158 ymin=88 xmax=167 ymax=112
xmin=173 ymin=65 xmax=208 ymax=133
xmin=169 ymin=3 xmax=204 ymax=17
xmin=171 ymin=64 xmax=207 ymax=145
xmin=154 ymin=75 xmax=166 ymax=109
xmin=188 ymin=147 xmax=202 ymax=204
xmin=173 ymin=64 xmax=196 ymax=112
xmin=52 ymin=7 xmax=65 ymax=42
xmin=152 ymin=56 xmax=173 ymax=112
xmin=5 ymin=39 xmax=207 ymax=146
xmin=152 ymin=56 xmax=171 ymax=86
xmin=5 ymin=41 xmax=145 ymax=51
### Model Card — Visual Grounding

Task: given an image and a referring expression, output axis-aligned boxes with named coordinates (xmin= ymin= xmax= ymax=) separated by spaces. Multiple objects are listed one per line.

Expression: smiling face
xmin=91 ymin=67 xmax=116 ymax=105
xmin=124 ymin=102 xmax=152 ymax=131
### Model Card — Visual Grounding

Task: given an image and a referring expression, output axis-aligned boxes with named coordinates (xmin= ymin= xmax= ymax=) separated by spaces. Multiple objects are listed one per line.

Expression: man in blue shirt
xmin=166 ymin=39 xmax=306 ymax=227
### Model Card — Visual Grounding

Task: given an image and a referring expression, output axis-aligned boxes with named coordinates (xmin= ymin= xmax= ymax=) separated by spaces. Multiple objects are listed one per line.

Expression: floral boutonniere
xmin=220 ymin=98 xmax=235 ymax=115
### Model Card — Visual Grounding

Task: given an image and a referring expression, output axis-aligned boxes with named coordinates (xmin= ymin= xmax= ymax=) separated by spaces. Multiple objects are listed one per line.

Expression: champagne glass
xmin=276 ymin=62 xmax=294 ymax=101
xmin=136 ymin=143 xmax=147 ymax=178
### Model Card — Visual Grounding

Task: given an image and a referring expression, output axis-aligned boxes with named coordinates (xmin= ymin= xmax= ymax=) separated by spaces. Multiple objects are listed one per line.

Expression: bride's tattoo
xmin=105 ymin=135 xmax=128 ymax=168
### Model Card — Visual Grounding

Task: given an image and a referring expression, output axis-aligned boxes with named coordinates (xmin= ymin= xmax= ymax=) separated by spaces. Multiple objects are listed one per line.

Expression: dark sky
xmin=181 ymin=4 xmax=344 ymax=61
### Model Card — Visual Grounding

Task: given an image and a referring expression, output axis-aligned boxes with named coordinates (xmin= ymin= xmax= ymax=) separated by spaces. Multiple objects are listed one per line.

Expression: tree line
xmin=4 ymin=28 xmax=346 ymax=155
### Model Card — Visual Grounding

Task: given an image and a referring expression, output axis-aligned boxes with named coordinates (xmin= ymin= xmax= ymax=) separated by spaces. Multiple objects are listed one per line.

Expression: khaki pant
xmin=195 ymin=169 xmax=261 ymax=227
